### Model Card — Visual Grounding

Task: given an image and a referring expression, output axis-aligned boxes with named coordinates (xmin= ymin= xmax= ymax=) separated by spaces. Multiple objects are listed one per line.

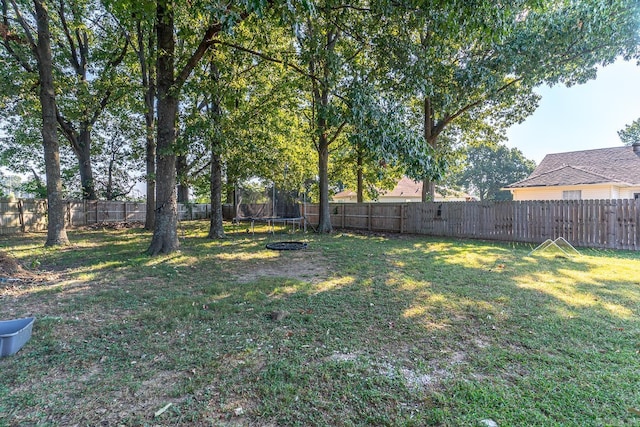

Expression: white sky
xmin=506 ymin=58 xmax=640 ymax=164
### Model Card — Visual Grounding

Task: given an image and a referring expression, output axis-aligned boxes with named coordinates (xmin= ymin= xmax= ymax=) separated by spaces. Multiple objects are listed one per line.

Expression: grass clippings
xmin=0 ymin=221 xmax=639 ymax=426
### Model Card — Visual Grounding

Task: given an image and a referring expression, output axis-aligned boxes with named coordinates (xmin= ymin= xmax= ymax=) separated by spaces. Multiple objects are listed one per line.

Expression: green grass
xmin=1 ymin=221 xmax=639 ymax=426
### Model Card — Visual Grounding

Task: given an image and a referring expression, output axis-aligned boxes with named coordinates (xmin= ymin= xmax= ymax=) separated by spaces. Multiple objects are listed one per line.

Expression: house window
xmin=635 ymin=193 xmax=640 ymax=200
xmin=562 ymin=190 xmax=582 ymax=200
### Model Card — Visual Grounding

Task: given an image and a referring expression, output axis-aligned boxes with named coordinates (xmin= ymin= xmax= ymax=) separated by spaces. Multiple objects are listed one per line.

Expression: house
xmin=333 ymin=176 xmax=475 ymax=203
xmin=505 ymin=143 xmax=640 ymax=201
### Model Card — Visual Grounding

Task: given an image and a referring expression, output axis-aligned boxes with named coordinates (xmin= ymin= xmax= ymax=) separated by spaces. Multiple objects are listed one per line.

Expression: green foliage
xmin=1 ymin=0 xmax=136 ymax=200
xmin=18 ymin=178 xmax=47 ymax=199
xmin=618 ymin=118 xmax=640 ymax=146
xmin=455 ymin=142 xmax=536 ymax=201
xmin=373 ymin=0 xmax=639 ymax=190
xmin=3 ymin=0 xmax=640 ymax=241
xmin=92 ymin=110 xmax=146 ymax=200
xmin=179 ymin=16 xmax=315 ymax=203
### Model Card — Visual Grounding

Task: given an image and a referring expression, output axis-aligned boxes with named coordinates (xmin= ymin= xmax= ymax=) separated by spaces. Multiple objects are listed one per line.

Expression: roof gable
xmin=380 ymin=177 xmax=422 ymax=198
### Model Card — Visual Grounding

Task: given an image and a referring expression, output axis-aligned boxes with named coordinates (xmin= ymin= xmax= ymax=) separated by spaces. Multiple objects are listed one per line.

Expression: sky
xmin=505 ymin=58 xmax=640 ymax=164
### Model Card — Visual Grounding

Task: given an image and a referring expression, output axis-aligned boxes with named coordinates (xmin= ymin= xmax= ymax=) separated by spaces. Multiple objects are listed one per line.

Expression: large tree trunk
xmin=35 ymin=0 xmax=69 ymax=246
xmin=144 ymin=103 xmax=156 ymax=230
xmin=176 ymin=154 xmax=189 ymax=203
xmin=208 ymin=147 xmax=225 ymax=239
xmin=147 ymin=0 xmax=178 ymax=255
xmin=225 ymin=176 xmax=234 ymax=204
xmin=315 ymin=84 xmax=332 ymax=232
xmin=77 ymin=127 xmax=96 ymax=200
xmin=208 ymin=62 xmax=224 ymax=239
xmin=421 ymin=178 xmax=435 ymax=202
xmin=57 ymin=118 xmax=97 ymax=200
xmin=317 ymin=131 xmax=332 ymax=233
xmin=139 ymin=22 xmax=156 ymax=230
xmin=356 ymin=149 xmax=364 ymax=203
xmin=422 ymin=96 xmax=437 ymax=202
xmin=312 ymin=29 xmax=340 ymax=233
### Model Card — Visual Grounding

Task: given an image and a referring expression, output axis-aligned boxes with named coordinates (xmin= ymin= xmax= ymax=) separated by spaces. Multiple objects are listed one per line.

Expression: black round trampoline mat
xmin=265 ymin=241 xmax=308 ymax=251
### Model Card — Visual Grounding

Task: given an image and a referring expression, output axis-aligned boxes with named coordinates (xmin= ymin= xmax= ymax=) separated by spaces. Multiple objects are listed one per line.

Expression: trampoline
xmin=234 ymin=200 xmax=305 ymax=234
xmin=265 ymin=241 xmax=308 ymax=251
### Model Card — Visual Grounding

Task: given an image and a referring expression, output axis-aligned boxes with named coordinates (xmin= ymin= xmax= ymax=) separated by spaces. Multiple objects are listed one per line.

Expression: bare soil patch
xmin=234 ymin=249 xmax=332 ymax=284
xmin=0 ymin=250 xmax=55 ymax=284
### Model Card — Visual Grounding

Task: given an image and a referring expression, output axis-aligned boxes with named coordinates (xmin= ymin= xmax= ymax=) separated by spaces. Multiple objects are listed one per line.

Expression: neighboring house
xmin=505 ymin=143 xmax=640 ymax=201
xmin=333 ymin=176 xmax=475 ymax=203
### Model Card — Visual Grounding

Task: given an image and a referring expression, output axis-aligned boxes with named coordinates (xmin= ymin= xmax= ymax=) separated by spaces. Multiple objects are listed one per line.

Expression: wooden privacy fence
xmin=3 ymin=198 xmax=639 ymax=250
xmin=0 ymin=199 xmax=212 ymax=235
xmin=305 ymin=200 xmax=640 ymax=251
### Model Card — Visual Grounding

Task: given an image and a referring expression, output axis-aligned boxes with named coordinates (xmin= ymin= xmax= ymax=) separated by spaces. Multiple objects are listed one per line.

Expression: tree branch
xmin=55 ymin=107 xmax=80 ymax=153
xmin=211 ymin=39 xmax=319 ymax=83
xmin=327 ymin=120 xmax=348 ymax=146
xmin=89 ymin=90 xmax=111 ymax=125
xmin=175 ymin=22 xmax=224 ymax=90
xmin=7 ymin=0 xmax=36 ymax=51
xmin=434 ymin=76 xmax=524 ymax=139
xmin=57 ymin=0 xmax=81 ymax=74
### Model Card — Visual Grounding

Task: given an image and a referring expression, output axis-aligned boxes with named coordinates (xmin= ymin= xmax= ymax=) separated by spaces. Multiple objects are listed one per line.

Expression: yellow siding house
xmin=506 ymin=144 xmax=640 ymax=201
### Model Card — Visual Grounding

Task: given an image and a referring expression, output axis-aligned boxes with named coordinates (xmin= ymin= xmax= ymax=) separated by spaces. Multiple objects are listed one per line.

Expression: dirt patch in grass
xmin=0 ymin=250 xmax=47 ymax=281
xmin=234 ymin=249 xmax=332 ymax=284
xmin=0 ymin=251 xmax=58 ymax=301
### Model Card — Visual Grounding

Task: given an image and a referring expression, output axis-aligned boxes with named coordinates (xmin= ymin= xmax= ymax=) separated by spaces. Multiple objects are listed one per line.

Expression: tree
xmin=92 ymin=110 xmax=144 ymax=200
xmin=296 ymin=5 xmax=350 ymax=233
xmin=148 ymin=0 xmax=266 ymax=254
xmin=456 ymin=143 xmax=535 ymax=201
xmin=619 ymin=118 xmax=640 ymax=145
xmin=53 ymin=0 xmax=129 ymax=200
xmin=378 ymin=0 xmax=640 ymax=201
xmin=34 ymin=0 xmax=69 ymax=245
xmin=287 ymin=1 xmax=411 ymax=232
xmin=2 ymin=0 xmax=130 ymax=201
xmin=105 ymin=0 xmax=157 ymax=228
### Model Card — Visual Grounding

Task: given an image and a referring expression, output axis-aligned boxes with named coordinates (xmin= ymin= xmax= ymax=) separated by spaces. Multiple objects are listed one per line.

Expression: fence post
xmin=635 ymin=199 xmax=640 ymax=251
xmin=17 ymin=199 xmax=25 ymax=233
xmin=607 ymin=200 xmax=616 ymax=249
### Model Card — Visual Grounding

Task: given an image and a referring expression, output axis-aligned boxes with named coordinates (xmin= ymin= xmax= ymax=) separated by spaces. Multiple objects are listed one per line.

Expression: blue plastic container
xmin=0 ymin=317 xmax=35 ymax=356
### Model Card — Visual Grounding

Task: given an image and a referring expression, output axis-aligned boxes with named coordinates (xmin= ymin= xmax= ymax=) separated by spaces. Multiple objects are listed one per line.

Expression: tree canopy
xmin=454 ymin=143 xmax=536 ymax=201
xmin=1 ymin=0 xmax=639 ymax=251
xmin=619 ymin=118 xmax=640 ymax=145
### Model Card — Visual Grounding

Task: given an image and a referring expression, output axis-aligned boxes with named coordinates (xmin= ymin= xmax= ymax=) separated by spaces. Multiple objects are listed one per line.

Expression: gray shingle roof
xmin=507 ymin=145 xmax=640 ymax=188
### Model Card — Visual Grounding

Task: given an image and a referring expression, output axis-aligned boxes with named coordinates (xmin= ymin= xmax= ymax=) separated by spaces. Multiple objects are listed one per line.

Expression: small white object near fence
xmin=529 ymin=237 xmax=580 ymax=256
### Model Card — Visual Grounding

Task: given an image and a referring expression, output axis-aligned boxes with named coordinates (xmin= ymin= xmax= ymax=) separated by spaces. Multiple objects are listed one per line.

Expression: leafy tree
xmin=1 ymin=0 xmax=130 ymax=201
xmin=378 ymin=0 xmax=640 ymax=201
xmin=279 ymin=2 xmax=429 ymax=231
xmin=618 ymin=118 xmax=640 ymax=145
xmin=104 ymin=0 xmax=157 ymax=228
xmin=172 ymin=11 xmax=314 ymax=239
xmin=32 ymin=0 xmax=69 ymax=245
xmin=455 ymin=143 xmax=535 ymax=201
xmin=148 ymin=0 xmax=273 ymax=254
xmin=92 ymin=110 xmax=144 ymax=200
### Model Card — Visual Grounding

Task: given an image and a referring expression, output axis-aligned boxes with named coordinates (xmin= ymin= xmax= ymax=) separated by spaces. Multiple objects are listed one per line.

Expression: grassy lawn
xmin=1 ymin=221 xmax=639 ymax=426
